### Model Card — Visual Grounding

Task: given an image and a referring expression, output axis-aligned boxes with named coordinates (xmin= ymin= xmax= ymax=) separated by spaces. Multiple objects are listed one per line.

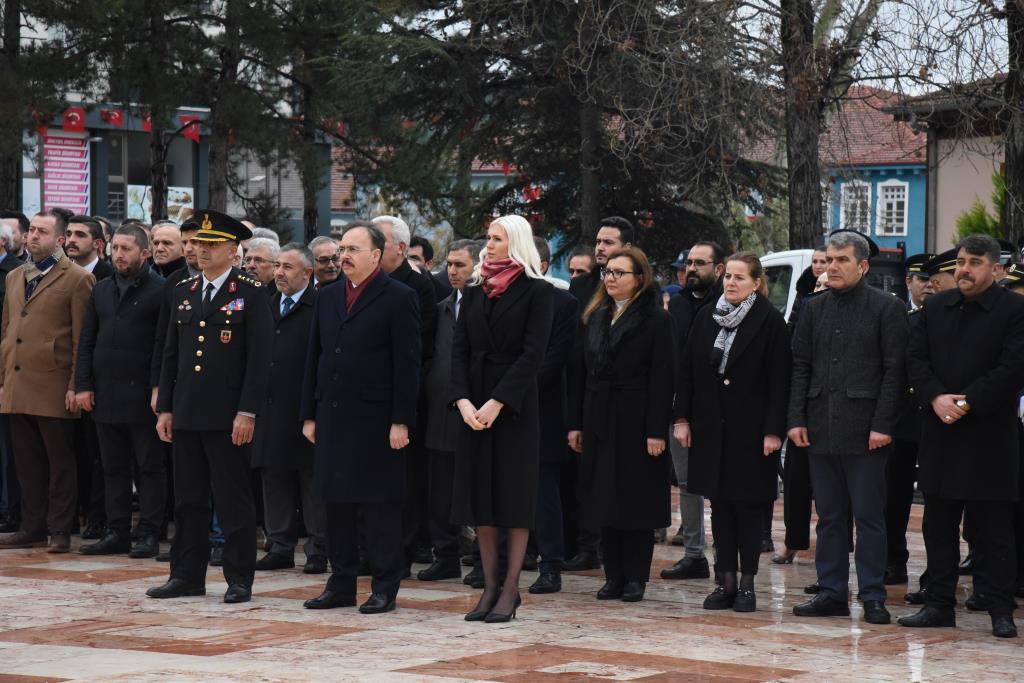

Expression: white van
xmin=760 ymin=248 xmax=909 ymax=320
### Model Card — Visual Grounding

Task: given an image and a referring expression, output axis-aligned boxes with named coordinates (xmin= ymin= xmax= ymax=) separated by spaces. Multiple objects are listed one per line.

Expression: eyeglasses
xmin=684 ymin=258 xmax=712 ymax=268
xmin=243 ymin=255 xmax=272 ymax=265
xmin=338 ymin=246 xmax=377 ymax=256
xmin=601 ymin=268 xmax=636 ymax=280
xmin=314 ymin=255 xmax=342 ymax=265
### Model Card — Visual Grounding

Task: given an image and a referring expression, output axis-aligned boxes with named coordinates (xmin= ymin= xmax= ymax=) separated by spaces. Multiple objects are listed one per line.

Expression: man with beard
xmin=901 ymin=234 xmax=1024 ymax=639
xmin=309 ymin=236 xmax=341 ymax=289
xmin=661 ymin=241 xmax=725 ymax=580
xmin=66 ymin=216 xmax=113 ymax=281
xmin=151 ymin=222 xmax=187 ymax=278
xmin=74 ymin=224 xmax=166 ymax=558
xmin=568 ymin=217 xmax=633 ymax=306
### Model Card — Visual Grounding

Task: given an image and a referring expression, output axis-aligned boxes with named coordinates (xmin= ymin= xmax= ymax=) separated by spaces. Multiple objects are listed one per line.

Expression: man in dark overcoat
xmin=74 ymin=223 xmax=166 ymax=558
xmin=300 ymin=223 xmax=420 ymax=614
xmin=251 ymin=243 xmax=326 ymax=575
xmin=900 ymin=234 xmax=1024 ymax=639
xmin=148 ymin=210 xmax=272 ymax=604
xmin=788 ymin=230 xmax=908 ymax=626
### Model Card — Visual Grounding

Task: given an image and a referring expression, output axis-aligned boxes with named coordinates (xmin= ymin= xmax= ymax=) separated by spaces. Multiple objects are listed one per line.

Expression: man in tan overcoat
xmin=0 ymin=210 xmax=94 ymax=552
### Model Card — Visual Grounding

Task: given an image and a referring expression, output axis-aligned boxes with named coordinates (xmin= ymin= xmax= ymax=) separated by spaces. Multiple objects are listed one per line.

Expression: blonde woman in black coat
xmin=675 ymin=252 xmax=791 ymax=612
xmin=568 ymin=247 xmax=674 ymax=603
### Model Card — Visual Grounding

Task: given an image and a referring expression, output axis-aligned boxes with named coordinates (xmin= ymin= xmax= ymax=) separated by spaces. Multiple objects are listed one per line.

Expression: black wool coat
xmin=675 ymin=293 xmax=791 ymax=501
xmin=251 ymin=284 xmax=317 ymax=470
xmin=75 ymin=262 xmax=166 ymax=425
xmin=569 ymin=289 xmax=675 ymax=529
xmin=0 ymin=253 xmax=24 ymax=316
xmin=450 ymin=275 xmax=553 ymax=528
xmin=424 ymin=291 xmax=460 ymax=453
xmin=788 ymin=279 xmax=908 ymax=455
xmin=300 ymin=273 xmax=421 ymax=503
xmin=907 ymin=284 xmax=1024 ymax=501
xmin=390 ymin=259 xmax=438 ymax=371
xmin=538 ymin=287 xmax=578 ymax=463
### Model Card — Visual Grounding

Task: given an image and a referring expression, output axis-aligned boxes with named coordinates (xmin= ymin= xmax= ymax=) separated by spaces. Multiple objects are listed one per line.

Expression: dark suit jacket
xmin=300 ymin=272 xmax=421 ymax=503
xmin=788 ymin=279 xmax=908 ymax=455
xmin=390 ymin=259 xmax=437 ymax=370
xmin=75 ymin=263 xmax=166 ymax=424
xmin=538 ymin=287 xmax=578 ymax=462
xmin=90 ymin=258 xmax=114 ymax=282
xmin=157 ymin=268 xmax=273 ymax=431
xmin=431 ymin=269 xmax=453 ymax=301
xmin=0 ymin=253 xmax=23 ymax=314
xmin=908 ymin=284 xmax=1024 ymax=500
xmin=668 ymin=280 xmax=722 ymax=349
xmin=251 ymin=284 xmax=317 ymax=470
xmin=569 ymin=269 xmax=601 ymax=307
xmin=424 ymin=291 xmax=459 ymax=453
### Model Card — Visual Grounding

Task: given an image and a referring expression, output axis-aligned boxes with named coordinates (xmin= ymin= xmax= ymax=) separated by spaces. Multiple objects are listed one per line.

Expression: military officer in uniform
xmin=147 ymin=210 xmax=273 ymax=604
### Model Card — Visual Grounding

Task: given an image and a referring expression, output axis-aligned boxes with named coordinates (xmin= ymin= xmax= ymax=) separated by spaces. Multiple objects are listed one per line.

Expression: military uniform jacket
xmin=907 ymin=284 xmax=1024 ymax=501
xmin=157 ymin=267 xmax=273 ymax=431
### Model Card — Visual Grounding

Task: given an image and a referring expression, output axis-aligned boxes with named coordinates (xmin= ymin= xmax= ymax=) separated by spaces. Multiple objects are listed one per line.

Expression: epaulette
xmin=176 ymin=274 xmax=200 ymax=287
xmin=236 ymin=273 xmax=262 ymax=287
xmin=909 ymin=307 xmax=921 ymax=316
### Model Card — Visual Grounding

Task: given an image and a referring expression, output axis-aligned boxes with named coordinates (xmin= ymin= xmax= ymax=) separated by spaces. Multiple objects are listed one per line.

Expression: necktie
xmin=281 ymin=296 xmax=294 ymax=316
xmin=24 ymin=276 xmax=42 ymax=301
xmin=454 ymin=295 xmax=460 ymax=320
xmin=203 ymin=282 xmax=215 ymax=315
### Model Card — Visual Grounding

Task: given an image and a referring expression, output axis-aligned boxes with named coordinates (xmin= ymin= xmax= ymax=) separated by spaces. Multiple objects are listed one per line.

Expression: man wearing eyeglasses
xmin=662 ymin=241 xmax=725 ymax=581
xmin=243 ymin=238 xmax=280 ymax=293
xmin=308 ymin=236 xmax=341 ymax=289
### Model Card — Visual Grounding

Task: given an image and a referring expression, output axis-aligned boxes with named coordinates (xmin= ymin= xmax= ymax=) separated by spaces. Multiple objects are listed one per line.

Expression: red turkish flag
xmin=62 ymin=107 xmax=86 ymax=133
xmin=100 ymin=109 xmax=124 ymax=127
xmin=179 ymin=115 xmax=202 ymax=143
xmin=141 ymin=113 xmax=152 ymax=132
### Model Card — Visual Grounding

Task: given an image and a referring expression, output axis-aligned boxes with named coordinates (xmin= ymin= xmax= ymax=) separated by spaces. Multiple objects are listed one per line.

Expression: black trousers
xmin=711 ymin=499 xmax=764 ymax=574
xmin=561 ymin=457 xmax=600 ymax=557
xmin=425 ymin=450 xmax=460 ymax=561
xmin=535 ymin=460 xmax=565 ymax=574
xmin=169 ymin=430 xmax=256 ymax=587
xmin=782 ymin=444 xmax=812 ymax=550
xmin=94 ymin=422 xmax=166 ymax=537
xmin=922 ymin=494 xmax=1017 ymax=616
xmin=401 ymin=440 xmax=431 ymax=565
xmin=0 ymin=415 xmax=19 ymax=515
xmin=9 ymin=414 xmax=77 ymax=535
xmin=600 ymin=527 xmax=653 ymax=584
xmin=327 ymin=501 xmax=404 ymax=598
xmin=885 ymin=438 xmax=918 ymax=568
xmin=261 ymin=466 xmax=327 ymax=558
xmin=75 ymin=413 xmax=105 ymax=526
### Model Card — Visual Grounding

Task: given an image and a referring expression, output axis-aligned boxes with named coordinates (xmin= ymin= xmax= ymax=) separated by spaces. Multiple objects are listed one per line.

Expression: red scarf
xmin=480 ymin=258 xmax=524 ymax=299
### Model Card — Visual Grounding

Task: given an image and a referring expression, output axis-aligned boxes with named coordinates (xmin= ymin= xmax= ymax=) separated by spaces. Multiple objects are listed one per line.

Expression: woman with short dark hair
xmin=675 ymin=251 xmax=791 ymax=612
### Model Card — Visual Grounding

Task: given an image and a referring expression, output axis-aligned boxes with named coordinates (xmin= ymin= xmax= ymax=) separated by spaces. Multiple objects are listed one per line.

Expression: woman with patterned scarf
xmin=675 ymin=251 xmax=791 ymax=612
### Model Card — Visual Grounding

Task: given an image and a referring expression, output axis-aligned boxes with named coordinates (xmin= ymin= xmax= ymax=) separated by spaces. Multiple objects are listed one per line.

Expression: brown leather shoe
xmin=0 ymin=530 xmax=47 ymax=548
xmin=47 ymin=533 xmax=71 ymax=553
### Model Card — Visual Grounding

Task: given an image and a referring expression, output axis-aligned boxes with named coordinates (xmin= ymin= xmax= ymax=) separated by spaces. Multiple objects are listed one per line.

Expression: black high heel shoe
xmin=465 ymin=590 xmax=500 ymax=621
xmin=484 ymin=593 xmax=522 ymax=623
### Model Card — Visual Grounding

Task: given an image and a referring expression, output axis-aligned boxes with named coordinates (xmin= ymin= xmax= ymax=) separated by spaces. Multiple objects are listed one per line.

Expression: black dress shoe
xmin=417 ymin=561 xmax=461 ymax=581
xmin=862 ymin=600 xmax=891 ymax=624
xmin=129 ymin=535 xmax=159 ymax=559
xmin=303 ymin=556 xmax=328 ymax=574
xmin=304 ymin=589 xmax=356 ymax=609
xmin=760 ymin=536 xmax=775 ymax=553
xmin=528 ymin=572 xmax=562 ymax=594
xmin=702 ymin=585 xmax=737 ymax=610
xmin=255 ymin=552 xmax=295 ymax=571
xmin=793 ymin=593 xmax=850 ymax=617
xmin=596 ymin=580 xmax=624 ymax=600
xmin=521 ymin=555 xmax=538 ymax=571
xmin=733 ymin=588 xmax=756 ymax=613
xmin=958 ymin=552 xmax=974 ymax=575
xmin=146 ymin=578 xmax=205 ymax=599
xmin=621 ymin=580 xmax=645 ymax=602
xmin=414 ymin=547 xmax=434 ymax=564
xmin=359 ymin=592 xmax=396 ymax=614
xmin=224 ymin=584 xmax=251 ymax=603
xmin=660 ymin=556 xmax=710 ymax=580
xmin=966 ymin=593 xmax=992 ymax=612
xmin=209 ymin=545 xmax=224 ymax=567
xmin=155 ymin=551 xmax=171 ymax=562
xmin=564 ymin=551 xmax=601 ymax=571
xmin=0 ymin=512 xmax=20 ymax=533
xmin=80 ymin=531 xmax=131 ymax=555
xmin=898 ymin=606 xmax=956 ymax=628
xmin=905 ymin=588 xmax=928 ymax=605
xmin=992 ymin=614 xmax=1018 ymax=638
xmin=883 ymin=565 xmax=908 ymax=585
xmin=464 ymin=565 xmax=485 ymax=588
xmin=803 ymin=581 xmax=822 ymax=594
xmin=81 ymin=522 xmax=105 ymax=540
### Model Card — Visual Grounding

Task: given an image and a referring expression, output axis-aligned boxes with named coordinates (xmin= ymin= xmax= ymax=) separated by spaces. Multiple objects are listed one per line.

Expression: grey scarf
xmin=711 ymin=291 xmax=756 ymax=374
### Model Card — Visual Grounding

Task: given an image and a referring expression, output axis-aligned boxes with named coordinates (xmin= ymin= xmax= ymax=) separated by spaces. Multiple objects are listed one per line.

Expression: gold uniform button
xmin=723 ymin=379 xmax=731 ymax=386
xmin=196 ymin=350 xmax=203 ymax=357
xmin=194 ymin=365 xmax=202 ymax=372
xmin=199 ymin=321 xmax=206 ymax=328
xmin=198 ymin=336 xmax=204 ymax=342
